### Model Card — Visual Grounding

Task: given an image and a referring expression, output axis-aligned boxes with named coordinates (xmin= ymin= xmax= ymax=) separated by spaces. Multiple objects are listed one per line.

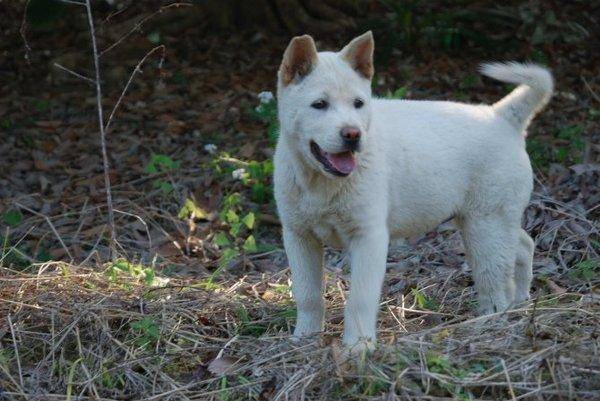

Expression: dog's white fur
xmin=274 ymin=32 xmax=553 ymax=350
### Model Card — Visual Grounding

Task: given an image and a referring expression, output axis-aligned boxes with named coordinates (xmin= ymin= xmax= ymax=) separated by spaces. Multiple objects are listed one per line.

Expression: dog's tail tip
xmin=480 ymin=61 xmax=554 ymax=133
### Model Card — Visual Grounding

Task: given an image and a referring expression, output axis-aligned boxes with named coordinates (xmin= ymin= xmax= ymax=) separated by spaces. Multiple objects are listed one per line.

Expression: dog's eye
xmin=354 ymin=98 xmax=364 ymax=109
xmin=311 ymin=100 xmax=328 ymax=110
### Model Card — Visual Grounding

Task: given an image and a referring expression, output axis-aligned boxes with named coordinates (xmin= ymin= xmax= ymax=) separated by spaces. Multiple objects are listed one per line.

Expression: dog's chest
xmin=304 ymin=204 xmax=360 ymax=248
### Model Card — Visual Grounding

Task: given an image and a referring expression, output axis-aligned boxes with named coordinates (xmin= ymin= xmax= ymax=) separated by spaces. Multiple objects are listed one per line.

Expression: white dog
xmin=273 ymin=31 xmax=553 ymax=350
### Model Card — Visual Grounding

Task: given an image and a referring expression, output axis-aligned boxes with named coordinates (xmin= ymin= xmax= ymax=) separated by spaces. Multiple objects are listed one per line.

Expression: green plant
xmin=528 ymin=124 xmax=586 ymax=167
xmin=411 ymin=288 xmax=439 ymax=311
xmin=242 ymin=160 xmax=274 ymax=204
xmin=254 ymin=92 xmax=278 ymax=145
xmin=145 ymin=153 xmax=180 ymax=194
xmin=1 ymin=118 xmax=11 ymax=129
xmin=385 ymin=86 xmax=408 ymax=99
xmin=178 ymin=198 xmax=208 ymax=220
xmin=130 ymin=317 xmax=160 ymax=349
xmin=569 ymin=259 xmax=599 ymax=282
xmin=105 ymin=259 xmax=157 ymax=286
xmin=2 ymin=210 xmax=23 ymax=227
xmin=556 ymin=124 xmax=585 ymax=163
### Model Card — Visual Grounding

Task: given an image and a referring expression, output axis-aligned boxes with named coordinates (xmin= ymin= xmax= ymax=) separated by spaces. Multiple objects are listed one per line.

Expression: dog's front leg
xmin=343 ymin=227 xmax=389 ymax=350
xmin=283 ymin=229 xmax=325 ymax=336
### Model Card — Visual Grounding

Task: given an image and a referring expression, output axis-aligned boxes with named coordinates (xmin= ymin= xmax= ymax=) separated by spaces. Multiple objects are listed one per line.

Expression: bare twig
xmin=104 ymin=45 xmax=165 ymax=134
xmin=582 ymin=76 xmax=600 ymax=103
xmin=20 ymin=0 xmax=32 ymax=64
xmin=53 ymin=62 xmax=96 ymax=84
xmin=85 ymin=0 xmax=117 ymax=261
xmin=7 ymin=314 xmax=25 ymax=390
xmin=99 ymin=3 xmax=192 ymax=57
xmin=15 ymin=202 xmax=73 ymax=262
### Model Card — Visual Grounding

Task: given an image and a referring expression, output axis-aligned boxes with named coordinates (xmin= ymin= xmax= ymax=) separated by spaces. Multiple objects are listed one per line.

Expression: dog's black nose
xmin=340 ymin=127 xmax=361 ymax=151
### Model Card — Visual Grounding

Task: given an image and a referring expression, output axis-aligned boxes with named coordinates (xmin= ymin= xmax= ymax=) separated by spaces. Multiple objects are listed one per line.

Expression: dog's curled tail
xmin=480 ymin=62 xmax=553 ymax=134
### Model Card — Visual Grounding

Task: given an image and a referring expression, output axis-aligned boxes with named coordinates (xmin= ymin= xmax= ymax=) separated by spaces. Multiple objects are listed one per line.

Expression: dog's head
xmin=277 ymin=32 xmax=374 ymax=177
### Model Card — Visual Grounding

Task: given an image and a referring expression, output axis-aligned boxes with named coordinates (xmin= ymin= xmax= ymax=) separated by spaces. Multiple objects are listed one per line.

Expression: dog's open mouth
xmin=310 ymin=141 xmax=356 ymax=176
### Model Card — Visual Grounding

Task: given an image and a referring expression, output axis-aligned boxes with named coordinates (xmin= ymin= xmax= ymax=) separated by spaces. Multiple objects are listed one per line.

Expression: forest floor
xmin=1 ymin=2 xmax=599 ymax=400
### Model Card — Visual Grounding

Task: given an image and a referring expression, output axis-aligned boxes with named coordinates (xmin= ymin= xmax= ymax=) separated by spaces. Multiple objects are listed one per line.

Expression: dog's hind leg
xmin=283 ymin=229 xmax=325 ymax=336
xmin=460 ymin=215 xmax=520 ymax=315
xmin=514 ymin=229 xmax=534 ymax=305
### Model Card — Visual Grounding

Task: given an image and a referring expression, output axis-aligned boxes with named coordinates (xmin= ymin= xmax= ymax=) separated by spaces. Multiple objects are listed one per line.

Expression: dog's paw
xmin=292 ymin=321 xmax=323 ymax=340
xmin=512 ymin=292 xmax=531 ymax=308
xmin=342 ymin=337 xmax=376 ymax=356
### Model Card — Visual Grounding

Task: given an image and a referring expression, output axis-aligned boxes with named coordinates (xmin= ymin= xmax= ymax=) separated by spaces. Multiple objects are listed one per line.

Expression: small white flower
xmin=257 ymin=91 xmax=274 ymax=104
xmin=232 ymin=168 xmax=246 ymax=180
xmin=204 ymin=143 xmax=217 ymax=154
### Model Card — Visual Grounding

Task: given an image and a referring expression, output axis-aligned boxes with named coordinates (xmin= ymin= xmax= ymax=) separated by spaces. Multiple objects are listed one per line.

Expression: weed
xmin=254 ymin=92 xmax=278 ymax=145
xmin=105 ymin=259 xmax=158 ymax=286
xmin=411 ymin=288 xmax=439 ymax=311
xmin=385 ymin=86 xmax=408 ymax=99
xmin=2 ymin=210 xmax=23 ymax=227
xmin=528 ymin=124 xmax=585 ymax=167
xmin=146 ymin=153 xmax=180 ymax=194
xmin=569 ymin=259 xmax=599 ymax=282
xmin=1 ymin=118 xmax=11 ymax=129
xmin=130 ymin=317 xmax=160 ymax=349
xmin=178 ymin=198 xmax=208 ymax=220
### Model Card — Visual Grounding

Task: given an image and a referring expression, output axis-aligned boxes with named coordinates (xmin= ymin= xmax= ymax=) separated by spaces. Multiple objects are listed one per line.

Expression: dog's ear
xmin=279 ymin=35 xmax=318 ymax=86
xmin=340 ymin=31 xmax=374 ymax=80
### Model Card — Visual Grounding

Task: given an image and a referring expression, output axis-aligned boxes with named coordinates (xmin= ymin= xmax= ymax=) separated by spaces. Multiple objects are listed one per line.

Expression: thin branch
xmin=104 ymin=45 xmax=165 ymax=134
xmin=85 ymin=0 xmax=117 ymax=261
xmin=100 ymin=3 xmax=192 ymax=57
xmin=20 ymin=0 xmax=32 ymax=64
xmin=15 ymin=203 xmax=74 ymax=262
xmin=581 ymin=76 xmax=600 ymax=103
xmin=53 ymin=62 xmax=96 ymax=84
xmin=57 ymin=0 xmax=85 ymax=5
xmin=7 ymin=314 xmax=25 ymax=390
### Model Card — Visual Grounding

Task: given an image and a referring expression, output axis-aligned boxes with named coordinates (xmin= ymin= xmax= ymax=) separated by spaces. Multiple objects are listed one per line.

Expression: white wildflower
xmin=257 ymin=91 xmax=274 ymax=104
xmin=204 ymin=143 xmax=217 ymax=154
xmin=232 ymin=168 xmax=246 ymax=180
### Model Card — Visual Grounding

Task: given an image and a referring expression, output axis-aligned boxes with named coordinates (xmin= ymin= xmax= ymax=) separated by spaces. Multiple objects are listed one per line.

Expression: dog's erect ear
xmin=340 ymin=31 xmax=374 ymax=80
xmin=279 ymin=35 xmax=318 ymax=86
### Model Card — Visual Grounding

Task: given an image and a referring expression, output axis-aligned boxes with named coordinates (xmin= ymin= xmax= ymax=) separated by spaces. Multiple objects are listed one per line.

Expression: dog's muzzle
xmin=310 ymin=141 xmax=357 ymax=176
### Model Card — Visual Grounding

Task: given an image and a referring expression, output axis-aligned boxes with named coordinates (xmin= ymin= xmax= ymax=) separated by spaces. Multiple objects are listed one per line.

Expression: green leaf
xmin=114 ymin=260 xmax=131 ymax=272
xmin=387 ymin=86 xmax=408 ymax=99
xmin=247 ymin=161 xmax=262 ymax=179
xmin=225 ymin=209 xmax=239 ymax=224
xmin=241 ymin=212 xmax=255 ymax=229
xmin=219 ymin=248 xmax=239 ymax=267
xmin=243 ymin=235 xmax=258 ymax=253
xmin=214 ymin=232 xmax=230 ymax=247
xmin=143 ymin=268 xmax=155 ymax=285
xmin=412 ymin=288 xmax=439 ymax=311
xmin=153 ymin=180 xmax=173 ymax=194
xmin=2 ymin=210 xmax=23 ymax=227
xmin=178 ymin=198 xmax=208 ymax=220
xmin=229 ymin=222 xmax=241 ymax=237
xmin=146 ymin=163 xmax=158 ymax=174
xmin=251 ymin=183 xmax=266 ymax=203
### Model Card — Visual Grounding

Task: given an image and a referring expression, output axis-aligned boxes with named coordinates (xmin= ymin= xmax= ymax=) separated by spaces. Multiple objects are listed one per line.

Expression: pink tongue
xmin=326 ymin=151 xmax=356 ymax=174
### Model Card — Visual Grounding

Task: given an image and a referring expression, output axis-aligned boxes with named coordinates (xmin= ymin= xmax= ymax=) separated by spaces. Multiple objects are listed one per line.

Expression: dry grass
xmin=1 ymin=209 xmax=598 ymax=401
